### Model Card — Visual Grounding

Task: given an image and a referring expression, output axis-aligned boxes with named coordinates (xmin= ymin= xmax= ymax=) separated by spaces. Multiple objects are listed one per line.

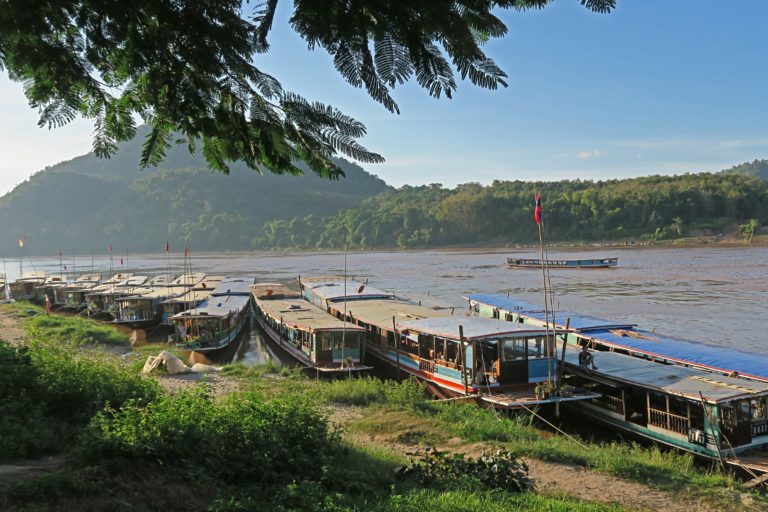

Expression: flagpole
xmin=534 ymin=192 xmax=553 ymax=386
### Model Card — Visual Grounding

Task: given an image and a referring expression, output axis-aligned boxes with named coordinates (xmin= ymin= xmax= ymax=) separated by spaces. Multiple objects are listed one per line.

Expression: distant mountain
xmin=0 ymin=128 xmax=390 ymax=255
xmin=723 ymin=159 xmax=768 ymax=181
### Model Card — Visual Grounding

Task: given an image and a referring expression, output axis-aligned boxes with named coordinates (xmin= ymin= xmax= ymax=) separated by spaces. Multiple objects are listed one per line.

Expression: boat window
xmin=500 ymin=338 xmax=527 ymax=361
xmin=315 ymin=332 xmax=333 ymax=351
xmin=751 ymin=398 xmax=767 ymax=420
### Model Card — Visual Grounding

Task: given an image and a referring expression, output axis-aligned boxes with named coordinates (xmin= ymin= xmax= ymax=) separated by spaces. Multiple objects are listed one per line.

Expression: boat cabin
xmin=171 ymin=278 xmax=253 ymax=352
xmin=564 ymin=347 xmax=768 ymax=459
xmin=396 ymin=316 xmax=559 ymax=392
xmin=252 ymin=283 xmax=369 ymax=372
xmin=161 ymin=276 xmax=223 ymax=318
xmin=10 ymin=272 xmax=47 ymax=300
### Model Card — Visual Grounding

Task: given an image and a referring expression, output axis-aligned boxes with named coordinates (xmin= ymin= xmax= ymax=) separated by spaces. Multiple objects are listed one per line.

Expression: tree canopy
xmin=0 ymin=0 xmax=615 ymax=178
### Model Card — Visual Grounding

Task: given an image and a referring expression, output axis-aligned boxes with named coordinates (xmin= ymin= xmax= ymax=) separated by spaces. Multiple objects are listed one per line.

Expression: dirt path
xmin=328 ymin=406 xmax=755 ymax=512
xmin=0 ymin=306 xmax=27 ymax=345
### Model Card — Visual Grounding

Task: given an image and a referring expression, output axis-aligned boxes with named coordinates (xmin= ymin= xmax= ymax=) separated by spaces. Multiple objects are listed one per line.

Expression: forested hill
xmin=0 ymin=129 xmax=390 ymax=255
xmin=723 ymin=159 xmax=768 ymax=181
xmin=252 ymin=172 xmax=768 ymax=250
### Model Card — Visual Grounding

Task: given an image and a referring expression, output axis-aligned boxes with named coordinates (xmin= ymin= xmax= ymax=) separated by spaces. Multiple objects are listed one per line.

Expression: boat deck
xmin=479 ymin=389 xmax=600 ymax=409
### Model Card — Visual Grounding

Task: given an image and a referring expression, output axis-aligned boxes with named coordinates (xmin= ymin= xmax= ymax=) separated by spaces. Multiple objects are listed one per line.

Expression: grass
xmin=300 ymin=376 xmax=761 ymax=509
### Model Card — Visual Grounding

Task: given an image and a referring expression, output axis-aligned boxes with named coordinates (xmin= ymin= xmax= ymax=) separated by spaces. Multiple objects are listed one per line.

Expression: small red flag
xmin=534 ymin=194 xmax=542 ymax=224
xmin=120 ymin=258 xmax=124 ymax=265
xmin=64 ymin=265 xmax=67 ymax=271
xmin=108 ymin=244 xmax=113 ymax=253
xmin=165 ymin=241 xmax=170 ymax=254
xmin=184 ymin=243 xmax=189 ymax=257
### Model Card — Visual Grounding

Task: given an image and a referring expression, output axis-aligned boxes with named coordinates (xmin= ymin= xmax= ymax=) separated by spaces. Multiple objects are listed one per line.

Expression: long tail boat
xmin=466 ymin=294 xmax=768 ymax=470
xmin=507 ymin=257 xmax=618 ymax=269
xmin=299 ymin=276 xmax=598 ymax=409
xmin=172 ymin=277 xmax=253 ymax=353
xmin=251 ymin=283 xmax=371 ymax=375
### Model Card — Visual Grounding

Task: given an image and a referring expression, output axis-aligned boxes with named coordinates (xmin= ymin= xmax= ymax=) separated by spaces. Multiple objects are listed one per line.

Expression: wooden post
xmin=665 ymin=396 xmax=671 ymax=430
xmin=460 ymin=325 xmax=468 ymax=396
xmin=646 ymin=391 xmax=651 ymax=426
xmin=559 ymin=317 xmax=571 ymax=380
xmin=392 ymin=316 xmax=401 ymax=380
xmin=700 ymin=392 xmax=726 ymax=471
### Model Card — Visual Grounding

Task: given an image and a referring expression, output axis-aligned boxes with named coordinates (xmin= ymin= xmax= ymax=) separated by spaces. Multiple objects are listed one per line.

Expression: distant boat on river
xmin=507 ymin=257 xmax=618 ymax=269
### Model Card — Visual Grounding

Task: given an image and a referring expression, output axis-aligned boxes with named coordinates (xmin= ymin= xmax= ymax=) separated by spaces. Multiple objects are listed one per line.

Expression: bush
xmin=0 ymin=338 xmax=159 ymax=460
xmin=82 ymin=386 xmax=337 ymax=485
xmin=398 ymin=447 xmax=534 ymax=493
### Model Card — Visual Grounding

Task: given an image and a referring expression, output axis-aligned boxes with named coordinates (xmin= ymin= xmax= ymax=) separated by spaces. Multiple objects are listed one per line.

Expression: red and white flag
xmin=165 ymin=241 xmax=170 ymax=254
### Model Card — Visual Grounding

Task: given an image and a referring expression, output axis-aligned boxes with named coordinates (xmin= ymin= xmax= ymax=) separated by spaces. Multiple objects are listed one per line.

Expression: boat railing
xmin=597 ymin=394 xmax=625 ymax=416
xmin=649 ymin=407 xmax=689 ymax=435
xmin=419 ymin=359 xmax=435 ymax=373
xmin=753 ymin=420 xmax=768 ymax=438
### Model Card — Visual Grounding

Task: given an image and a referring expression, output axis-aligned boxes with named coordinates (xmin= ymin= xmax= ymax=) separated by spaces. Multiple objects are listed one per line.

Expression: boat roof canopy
xmin=251 ymin=283 xmax=301 ymax=300
xmin=466 ymin=294 xmax=768 ymax=383
xmin=333 ymin=298 xmax=452 ymax=330
xmin=465 ymin=295 xmax=637 ymax=331
xmin=301 ymin=277 xmax=397 ymax=302
xmin=211 ymin=277 xmax=254 ymax=297
xmin=398 ymin=316 xmax=552 ymax=341
xmin=171 ymin=294 xmax=250 ymax=320
xmin=256 ymin=296 xmax=365 ymax=332
xmin=564 ymin=346 xmax=768 ymax=403
xmin=169 ymin=272 xmax=206 ymax=287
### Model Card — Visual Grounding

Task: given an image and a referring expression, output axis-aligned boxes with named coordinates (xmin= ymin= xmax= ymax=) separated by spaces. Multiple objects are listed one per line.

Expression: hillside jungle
xmin=0 ymin=131 xmax=766 ymax=255
xmin=1 ymin=302 xmax=766 ymax=512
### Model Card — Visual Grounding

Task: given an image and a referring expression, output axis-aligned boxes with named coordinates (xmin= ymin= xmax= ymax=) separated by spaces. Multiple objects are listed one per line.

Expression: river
xmin=4 ymin=245 xmax=767 ymax=359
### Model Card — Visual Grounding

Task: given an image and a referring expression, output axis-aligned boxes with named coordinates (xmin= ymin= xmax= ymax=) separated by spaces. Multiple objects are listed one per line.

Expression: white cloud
xmin=577 ymin=150 xmax=605 ymax=159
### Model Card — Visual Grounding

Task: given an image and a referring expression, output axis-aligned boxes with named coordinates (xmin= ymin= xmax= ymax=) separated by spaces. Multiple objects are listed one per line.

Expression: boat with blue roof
xmin=465 ymin=294 xmax=768 ymax=383
xmin=171 ymin=277 xmax=254 ymax=353
xmin=507 ymin=257 xmax=618 ymax=269
xmin=466 ymin=293 xmax=768 ymax=468
xmin=300 ymin=276 xmax=598 ymax=409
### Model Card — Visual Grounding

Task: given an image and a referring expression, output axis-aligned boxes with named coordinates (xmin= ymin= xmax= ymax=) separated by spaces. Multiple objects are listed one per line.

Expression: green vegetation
xmin=253 ymin=172 xmax=768 ymax=249
xmin=311 ymin=377 xmax=749 ymax=506
xmin=0 ymin=136 xmax=389 ymax=254
xmin=2 ymin=311 xmax=764 ymax=511
xmin=724 ymin=159 xmax=768 ymax=181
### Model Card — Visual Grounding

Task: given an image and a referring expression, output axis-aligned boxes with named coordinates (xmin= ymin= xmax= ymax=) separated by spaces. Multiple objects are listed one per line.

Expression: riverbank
xmin=0 ymin=304 xmax=765 ymax=511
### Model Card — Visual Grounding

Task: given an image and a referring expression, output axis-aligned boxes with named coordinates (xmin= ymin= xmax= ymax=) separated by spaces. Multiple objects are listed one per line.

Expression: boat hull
xmin=253 ymin=312 xmax=370 ymax=376
xmin=507 ymin=257 xmax=618 ymax=269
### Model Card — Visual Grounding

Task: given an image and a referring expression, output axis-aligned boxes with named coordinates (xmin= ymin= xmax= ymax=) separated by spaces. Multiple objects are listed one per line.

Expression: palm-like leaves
xmin=1 ymin=0 xmax=616 ymax=178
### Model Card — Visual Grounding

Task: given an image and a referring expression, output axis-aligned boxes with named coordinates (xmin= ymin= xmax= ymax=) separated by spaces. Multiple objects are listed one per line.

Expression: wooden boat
xmin=172 ymin=277 xmax=254 ymax=353
xmin=464 ymin=294 xmax=768 ymax=383
xmin=507 ymin=257 xmax=618 ymax=269
xmin=10 ymin=271 xmax=47 ymax=300
xmin=562 ymin=344 xmax=768 ymax=463
xmin=466 ymin=293 xmax=768 ymax=464
xmin=300 ymin=277 xmax=598 ymax=409
xmin=33 ymin=274 xmax=68 ymax=305
xmin=113 ymin=273 xmax=206 ymax=329
xmin=161 ymin=275 xmax=224 ymax=319
xmin=56 ymin=273 xmax=102 ymax=312
xmin=251 ymin=283 xmax=371 ymax=375
xmin=84 ymin=273 xmax=143 ymax=319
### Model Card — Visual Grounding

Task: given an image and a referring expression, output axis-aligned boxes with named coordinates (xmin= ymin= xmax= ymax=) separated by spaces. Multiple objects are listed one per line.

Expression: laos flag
xmin=534 ymin=194 xmax=542 ymax=224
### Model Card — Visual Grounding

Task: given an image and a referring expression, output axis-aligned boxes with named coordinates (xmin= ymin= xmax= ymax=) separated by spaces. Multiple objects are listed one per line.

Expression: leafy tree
xmin=1 ymin=0 xmax=615 ymax=177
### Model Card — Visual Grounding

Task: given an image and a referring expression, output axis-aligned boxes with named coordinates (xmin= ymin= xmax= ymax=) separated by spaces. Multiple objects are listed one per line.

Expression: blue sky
xmin=2 ymin=0 xmax=768 ymax=195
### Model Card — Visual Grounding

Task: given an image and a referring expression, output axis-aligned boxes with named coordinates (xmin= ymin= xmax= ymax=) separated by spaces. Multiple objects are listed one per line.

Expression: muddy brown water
xmin=7 ymin=245 xmax=768 ymax=364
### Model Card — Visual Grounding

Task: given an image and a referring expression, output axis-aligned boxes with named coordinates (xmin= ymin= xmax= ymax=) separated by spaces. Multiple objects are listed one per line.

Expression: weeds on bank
xmin=0 ymin=338 xmax=158 ymax=460
xmin=308 ymin=376 xmax=754 ymax=505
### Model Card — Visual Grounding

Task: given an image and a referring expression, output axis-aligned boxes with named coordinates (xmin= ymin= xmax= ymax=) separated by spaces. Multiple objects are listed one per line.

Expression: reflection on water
xmin=183 ymin=317 xmax=282 ymax=366
xmin=6 ymin=245 xmax=768 ymax=358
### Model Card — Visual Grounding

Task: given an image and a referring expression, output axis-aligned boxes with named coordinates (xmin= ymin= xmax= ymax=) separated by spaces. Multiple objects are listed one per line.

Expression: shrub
xmin=82 ymin=386 xmax=337 ymax=485
xmin=397 ymin=447 xmax=534 ymax=493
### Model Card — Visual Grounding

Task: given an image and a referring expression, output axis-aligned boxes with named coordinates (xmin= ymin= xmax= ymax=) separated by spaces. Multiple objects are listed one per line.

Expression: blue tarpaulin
xmin=465 ymin=293 xmax=768 ymax=382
